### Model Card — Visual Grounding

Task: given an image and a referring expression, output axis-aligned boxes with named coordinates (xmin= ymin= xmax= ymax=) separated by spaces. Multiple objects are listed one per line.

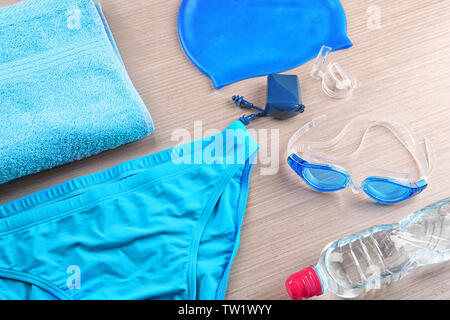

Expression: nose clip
xmin=311 ymin=45 xmax=358 ymax=100
xmin=328 ymin=63 xmax=353 ymax=90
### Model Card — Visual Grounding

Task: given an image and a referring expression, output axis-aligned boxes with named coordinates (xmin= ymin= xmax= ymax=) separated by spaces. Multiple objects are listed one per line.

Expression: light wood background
xmin=0 ymin=0 xmax=449 ymax=300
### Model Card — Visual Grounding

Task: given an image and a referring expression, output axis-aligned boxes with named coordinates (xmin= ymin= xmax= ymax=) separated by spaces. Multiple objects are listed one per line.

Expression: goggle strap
xmin=286 ymin=115 xmax=327 ymax=155
xmin=287 ymin=115 xmax=433 ymax=180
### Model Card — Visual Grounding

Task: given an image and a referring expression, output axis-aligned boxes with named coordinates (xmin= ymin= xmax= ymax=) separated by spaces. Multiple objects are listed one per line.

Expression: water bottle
xmin=286 ymin=198 xmax=450 ymax=299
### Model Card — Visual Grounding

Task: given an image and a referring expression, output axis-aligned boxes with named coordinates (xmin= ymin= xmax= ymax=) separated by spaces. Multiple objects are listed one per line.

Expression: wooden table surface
xmin=1 ymin=0 xmax=449 ymax=300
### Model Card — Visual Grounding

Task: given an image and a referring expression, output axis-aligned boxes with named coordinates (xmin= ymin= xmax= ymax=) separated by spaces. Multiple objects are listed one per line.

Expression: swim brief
xmin=0 ymin=121 xmax=258 ymax=300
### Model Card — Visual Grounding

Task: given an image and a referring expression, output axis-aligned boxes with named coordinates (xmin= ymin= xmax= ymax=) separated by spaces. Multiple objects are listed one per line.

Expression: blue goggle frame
xmin=288 ymin=154 xmax=428 ymax=204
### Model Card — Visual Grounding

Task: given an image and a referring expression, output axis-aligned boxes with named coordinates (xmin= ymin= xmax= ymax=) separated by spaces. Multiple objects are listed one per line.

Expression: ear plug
xmin=233 ymin=74 xmax=306 ymax=125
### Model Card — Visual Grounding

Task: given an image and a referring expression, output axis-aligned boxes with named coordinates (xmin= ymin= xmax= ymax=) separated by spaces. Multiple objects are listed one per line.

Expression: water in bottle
xmin=286 ymin=198 xmax=450 ymax=299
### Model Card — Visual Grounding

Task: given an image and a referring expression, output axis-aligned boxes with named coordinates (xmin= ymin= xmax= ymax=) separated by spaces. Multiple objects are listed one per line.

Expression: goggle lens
xmin=288 ymin=155 xmax=349 ymax=192
xmin=362 ymin=178 xmax=412 ymax=204
xmin=302 ymin=167 xmax=349 ymax=191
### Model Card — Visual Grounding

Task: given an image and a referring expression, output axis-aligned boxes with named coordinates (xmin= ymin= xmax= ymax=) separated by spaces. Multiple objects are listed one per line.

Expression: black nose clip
xmin=233 ymin=74 xmax=306 ymax=125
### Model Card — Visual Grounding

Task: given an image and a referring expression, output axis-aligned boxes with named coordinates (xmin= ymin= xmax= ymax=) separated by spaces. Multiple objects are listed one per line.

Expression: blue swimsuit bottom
xmin=0 ymin=121 xmax=258 ymax=300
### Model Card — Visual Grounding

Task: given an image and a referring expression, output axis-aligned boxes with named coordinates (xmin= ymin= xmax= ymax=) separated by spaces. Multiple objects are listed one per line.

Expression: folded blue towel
xmin=0 ymin=0 xmax=154 ymax=184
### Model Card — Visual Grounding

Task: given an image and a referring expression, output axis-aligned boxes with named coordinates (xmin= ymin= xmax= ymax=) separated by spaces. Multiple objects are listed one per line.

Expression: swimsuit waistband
xmin=0 ymin=121 xmax=258 ymax=236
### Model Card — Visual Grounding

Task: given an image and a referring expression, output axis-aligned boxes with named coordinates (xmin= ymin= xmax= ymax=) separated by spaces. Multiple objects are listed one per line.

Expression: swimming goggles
xmin=287 ymin=115 xmax=433 ymax=204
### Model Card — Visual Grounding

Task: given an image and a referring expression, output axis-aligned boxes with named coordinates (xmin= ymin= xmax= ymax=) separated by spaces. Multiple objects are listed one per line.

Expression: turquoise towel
xmin=0 ymin=0 xmax=154 ymax=184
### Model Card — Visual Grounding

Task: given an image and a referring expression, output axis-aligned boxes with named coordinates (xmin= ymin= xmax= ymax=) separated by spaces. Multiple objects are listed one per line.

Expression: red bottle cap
xmin=286 ymin=266 xmax=323 ymax=300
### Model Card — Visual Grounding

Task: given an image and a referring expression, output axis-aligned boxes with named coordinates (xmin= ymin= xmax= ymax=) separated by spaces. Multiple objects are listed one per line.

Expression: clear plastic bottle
xmin=286 ymin=198 xmax=450 ymax=299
